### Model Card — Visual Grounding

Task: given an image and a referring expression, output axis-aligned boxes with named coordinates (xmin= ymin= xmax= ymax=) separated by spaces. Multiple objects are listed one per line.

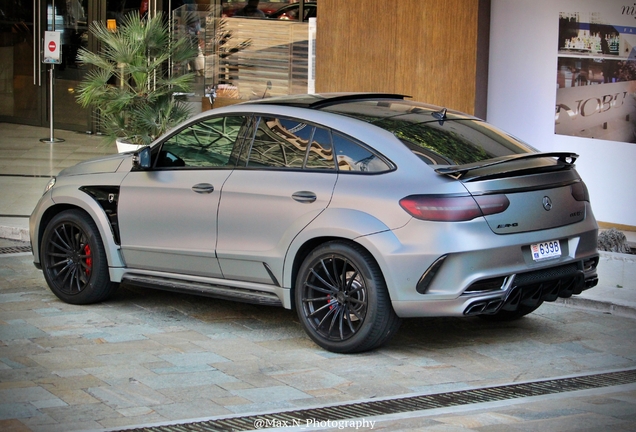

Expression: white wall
xmin=488 ymin=0 xmax=636 ymax=227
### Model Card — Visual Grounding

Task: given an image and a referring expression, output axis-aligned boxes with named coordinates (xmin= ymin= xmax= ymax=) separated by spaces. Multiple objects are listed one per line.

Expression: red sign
xmin=43 ymin=31 xmax=61 ymax=64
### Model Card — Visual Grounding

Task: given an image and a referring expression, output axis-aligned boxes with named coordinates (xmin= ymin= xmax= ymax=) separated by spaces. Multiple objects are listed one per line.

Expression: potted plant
xmin=76 ymin=12 xmax=198 ymax=152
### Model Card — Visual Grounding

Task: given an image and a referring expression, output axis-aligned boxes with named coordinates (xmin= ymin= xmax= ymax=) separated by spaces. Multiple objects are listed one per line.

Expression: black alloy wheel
xmin=41 ymin=210 xmax=117 ymax=304
xmin=295 ymin=241 xmax=401 ymax=353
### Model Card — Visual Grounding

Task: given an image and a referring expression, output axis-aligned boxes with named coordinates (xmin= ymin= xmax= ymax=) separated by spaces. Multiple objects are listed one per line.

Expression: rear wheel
xmin=295 ymin=241 xmax=401 ymax=353
xmin=41 ymin=210 xmax=118 ymax=304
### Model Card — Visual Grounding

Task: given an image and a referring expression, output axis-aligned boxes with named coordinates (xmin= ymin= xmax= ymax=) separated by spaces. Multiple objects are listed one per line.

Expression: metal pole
xmin=40 ymin=0 xmax=64 ymax=143
xmin=48 ymin=64 xmax=55 ymax=140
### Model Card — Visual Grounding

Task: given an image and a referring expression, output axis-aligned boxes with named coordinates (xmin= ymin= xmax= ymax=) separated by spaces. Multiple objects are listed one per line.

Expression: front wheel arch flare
xmin=40 ymin=209 xmax=118 ymax=304
xmin=36 ymin=201 xmax=123 ymax=269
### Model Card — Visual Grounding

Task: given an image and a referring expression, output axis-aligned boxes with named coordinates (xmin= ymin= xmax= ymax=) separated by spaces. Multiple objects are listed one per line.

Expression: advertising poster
xmin=556 ymin=6 xmax=636 ymax=143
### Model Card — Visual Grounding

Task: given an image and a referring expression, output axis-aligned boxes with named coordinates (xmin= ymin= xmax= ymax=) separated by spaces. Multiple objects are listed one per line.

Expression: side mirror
xmin=132 ymin=146 xmax=152 ymax=170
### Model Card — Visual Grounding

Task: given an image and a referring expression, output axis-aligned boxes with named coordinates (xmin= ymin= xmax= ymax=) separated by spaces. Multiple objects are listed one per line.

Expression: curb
xmin=556 ymin=296 xmax=636 ymax=320
xmin=0 ymin=225 xmax=30 ymax=242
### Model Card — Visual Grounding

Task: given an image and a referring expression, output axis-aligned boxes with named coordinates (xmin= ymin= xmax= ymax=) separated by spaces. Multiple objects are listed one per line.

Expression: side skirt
xmin=121 ymin=273 xmax=283 ymax=307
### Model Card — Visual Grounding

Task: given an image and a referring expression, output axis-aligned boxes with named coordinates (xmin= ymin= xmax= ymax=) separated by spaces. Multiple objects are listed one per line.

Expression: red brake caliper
xmin=84 ymin=244 xmax=92 ymax=275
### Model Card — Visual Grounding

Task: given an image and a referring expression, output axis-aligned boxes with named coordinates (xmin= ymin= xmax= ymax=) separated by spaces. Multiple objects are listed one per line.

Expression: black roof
xmin=243 ymin=93 xmax=479 ymax=128
xmin=247 ymin=93 xmax=410 ymax=110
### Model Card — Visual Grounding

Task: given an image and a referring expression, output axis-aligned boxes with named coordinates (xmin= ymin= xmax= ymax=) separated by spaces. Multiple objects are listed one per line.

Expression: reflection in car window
xmin=231 ymin=116 xmax=258 ymax=167
xmin=378 ymin=113 xmax=534 ymax=166
xmin=332 ymin=133 xmax=391 ymax=173
xmin=246 ymin=117 xmax=311 ymax=168
xmin=157 ymin=116 xmax=247 ymax=168
xmin=306 ymin=127 xmax=335 ymax=170
xmin=324 ymin=100 xmax=533 ymax=166
xmin=393 ymin=122 xmax=490 ymax=166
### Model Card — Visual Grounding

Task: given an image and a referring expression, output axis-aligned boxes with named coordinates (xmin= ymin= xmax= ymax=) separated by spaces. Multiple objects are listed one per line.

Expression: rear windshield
xmin=324 ymin=100 xmax=536 ymax=166
xmin=388 ymin=119 xmax=534 ymax=165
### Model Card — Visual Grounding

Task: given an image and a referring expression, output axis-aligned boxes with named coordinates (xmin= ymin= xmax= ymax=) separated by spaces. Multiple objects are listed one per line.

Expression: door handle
xmin=192 ymin=183 xmax=215 ymax=194
xmin=292 ymin=191 xmax=317 ymax=203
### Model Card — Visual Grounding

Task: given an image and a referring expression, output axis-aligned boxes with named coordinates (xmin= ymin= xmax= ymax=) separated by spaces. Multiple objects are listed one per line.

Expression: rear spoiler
xmin=434 ymin=152 xmax=578 ymax=179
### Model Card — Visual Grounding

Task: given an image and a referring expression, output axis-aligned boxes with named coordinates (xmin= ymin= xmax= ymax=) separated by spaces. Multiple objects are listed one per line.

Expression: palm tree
xmin=76 ymin=12 xmax=198 ymax=146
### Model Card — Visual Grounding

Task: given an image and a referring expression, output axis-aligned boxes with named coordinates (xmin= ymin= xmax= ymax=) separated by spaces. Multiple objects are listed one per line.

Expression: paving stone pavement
xmin=1 ymin=122 xmax=635 ymax=430
xmin=0 ymin=239 xmax=635 ymax=431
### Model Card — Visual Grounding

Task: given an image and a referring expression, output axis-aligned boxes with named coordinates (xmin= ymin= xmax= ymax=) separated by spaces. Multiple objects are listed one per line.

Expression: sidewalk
xmin=558 ymin=248 xmax=636 ymax=319
xmin=0 ymin=123 xmax=116 ymax=241
xmin=1 ymin=121 xmax=635 ymax=319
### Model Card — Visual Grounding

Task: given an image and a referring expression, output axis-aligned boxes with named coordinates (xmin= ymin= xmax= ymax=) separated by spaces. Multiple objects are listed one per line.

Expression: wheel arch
xmin=285 ymin=227 xmax=407 ymax=311
xmin=288 ymin=235 xmax=396 ymax=312
xmin=33 ymin=195 xmax=124 ymax=270
xmin=38 ymin=205 xmax=119 ymax=304
xmin=289 ymin=236 xmax=341 ymax=310
xmin=283 ymin=208 xmax=403 ymax=308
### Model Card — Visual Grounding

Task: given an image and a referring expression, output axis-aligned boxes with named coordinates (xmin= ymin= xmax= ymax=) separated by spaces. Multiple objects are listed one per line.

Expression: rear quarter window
xmin=332 ymin=132 xmax=392 ymax=173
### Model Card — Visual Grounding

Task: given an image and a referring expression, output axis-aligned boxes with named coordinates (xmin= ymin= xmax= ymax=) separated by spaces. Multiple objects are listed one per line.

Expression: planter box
xmin=202 ymin=96 xmax=242 ymax=111
xmin=116 ymin=139 xmax=144 ymax=153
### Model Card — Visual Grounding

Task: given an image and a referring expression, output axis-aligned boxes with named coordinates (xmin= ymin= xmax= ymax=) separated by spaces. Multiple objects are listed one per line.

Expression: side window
xmin=332 ymin=132 xmax=391 ymax=173
xmin=156 ymin=116 xmax=247 ymax=168
xmin=232 ymin=115 xmax=258 ymax=167
xmin=246 ymin=117 xmax=312 ymax=168
xmin=305 ymin=126 xmax=335 ymax=170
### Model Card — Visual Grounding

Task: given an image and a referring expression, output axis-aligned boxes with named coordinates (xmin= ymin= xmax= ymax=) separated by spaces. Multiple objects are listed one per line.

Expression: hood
xmin=58 ymin=153 xmax=131 ymax=177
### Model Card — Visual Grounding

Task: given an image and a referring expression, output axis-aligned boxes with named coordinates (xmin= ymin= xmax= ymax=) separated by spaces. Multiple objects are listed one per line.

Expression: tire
xmin=40 ymin=209 xmax=118 ymax=304
xmin=295 ymin=241 xmax=401 ymax=353
xmin=477 ymin=302 xmax=543 ymax=322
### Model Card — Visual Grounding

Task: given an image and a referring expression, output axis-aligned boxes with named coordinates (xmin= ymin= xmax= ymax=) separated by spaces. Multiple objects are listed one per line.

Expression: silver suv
xmin=30 ymin=93 xmax=599 ymax=353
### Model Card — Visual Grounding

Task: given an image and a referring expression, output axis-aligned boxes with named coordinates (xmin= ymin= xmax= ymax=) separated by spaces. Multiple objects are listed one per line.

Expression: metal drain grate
xmin=116 ymin=369 xmax=636 ymax=432
xmin=0 ymin=245 xmax=32 ymax=255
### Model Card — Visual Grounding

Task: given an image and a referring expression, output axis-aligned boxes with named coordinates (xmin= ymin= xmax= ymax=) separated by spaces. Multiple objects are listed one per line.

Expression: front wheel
xmin=295 ymin=241 xmax=401 ymax=353
xmin=40 ymin=209 xmax=118 ymax=304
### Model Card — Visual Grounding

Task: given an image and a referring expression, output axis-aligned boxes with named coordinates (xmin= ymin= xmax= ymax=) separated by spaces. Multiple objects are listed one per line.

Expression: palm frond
xmin=77 ymin=11 xmax=199 ymax=144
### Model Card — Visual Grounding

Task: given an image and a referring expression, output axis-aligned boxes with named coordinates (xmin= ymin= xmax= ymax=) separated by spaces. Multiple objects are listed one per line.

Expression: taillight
xmin=571 ymin=181 xmax=590 ymax=202
xmin=399 ymin=194 xmax=509 ymax=222
xmin=474 ymin=195 xmax=510 ymax=215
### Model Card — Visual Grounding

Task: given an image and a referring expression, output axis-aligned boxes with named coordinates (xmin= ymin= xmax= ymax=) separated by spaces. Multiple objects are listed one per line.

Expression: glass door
xmin=0 ymin=0 xmax=44 ymax=126
xmin=0 ymin=0 xmax=165 ymax=132
xmin=49 ymin=0 xmax=92 ymax=131
xmin=0 ymin=0 xmax=93 ymax=131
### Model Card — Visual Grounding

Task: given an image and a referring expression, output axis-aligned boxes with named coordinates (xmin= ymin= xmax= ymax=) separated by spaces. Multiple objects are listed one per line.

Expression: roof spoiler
xmin=252 ymin=93 xmax=410 ymax=110
xmin=434 ymin=152 xmax=579 ymax=179
xmin=307 ymin=93 xmax=410 ymax=109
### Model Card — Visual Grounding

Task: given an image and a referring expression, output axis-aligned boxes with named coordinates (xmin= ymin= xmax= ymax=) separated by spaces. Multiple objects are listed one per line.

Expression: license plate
xmin=531 ymin=240 xmax=561 ymax=261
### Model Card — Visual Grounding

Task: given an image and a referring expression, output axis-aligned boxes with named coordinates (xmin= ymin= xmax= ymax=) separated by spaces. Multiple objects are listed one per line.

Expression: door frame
xmin=0 ymin=0 xmax=166 ymax=131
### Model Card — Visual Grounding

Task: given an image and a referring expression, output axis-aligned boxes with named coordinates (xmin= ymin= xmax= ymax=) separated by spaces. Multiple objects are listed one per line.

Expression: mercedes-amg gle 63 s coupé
xmin=30 ymin=93 xmax=599 ymax=353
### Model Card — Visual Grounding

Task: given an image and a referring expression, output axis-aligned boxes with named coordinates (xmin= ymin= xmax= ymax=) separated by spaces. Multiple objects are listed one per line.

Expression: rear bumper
xmin=360 ymin=205 xmax=600 ymax=318
xmin=462 ymin=256 xmax=598 ymax=316
xmin=392 ymin=254 xmax=598 ymax=318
